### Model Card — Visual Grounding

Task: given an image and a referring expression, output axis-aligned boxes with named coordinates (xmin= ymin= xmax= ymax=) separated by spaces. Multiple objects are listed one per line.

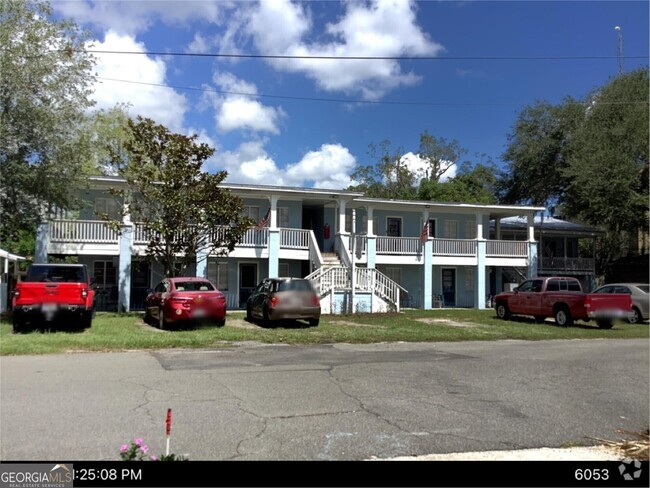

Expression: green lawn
xmin=0 ymin=309 xmax=647 ymax=355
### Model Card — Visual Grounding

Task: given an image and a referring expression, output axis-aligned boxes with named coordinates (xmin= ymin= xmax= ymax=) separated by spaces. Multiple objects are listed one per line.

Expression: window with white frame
xmin=465 ymin=268 xmax=475 ymax=292
xmin=444 ymin=220 xmax=459 ymax=238
xmin=208 ymin=262 xmax=229 ymax=291
xmin=242 ymin=206 xmax=260 ymax=223
xmin=94 ymin=197 xmax=121 ymax=220
xmin=278 ymin=207 xmax=290 ymax=228
xmin=464 ymin=221 xmax=477 ymax=239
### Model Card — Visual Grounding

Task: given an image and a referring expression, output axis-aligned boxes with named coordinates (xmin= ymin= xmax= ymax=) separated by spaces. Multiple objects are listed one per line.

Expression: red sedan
xmin=145 ymin=277 xmax=226 ymax=329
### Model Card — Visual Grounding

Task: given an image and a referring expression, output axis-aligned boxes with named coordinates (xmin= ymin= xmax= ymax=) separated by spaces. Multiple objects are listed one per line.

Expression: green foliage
xmin=350 ymin=140 xmax=417 ymax=199
xmin=498 ymin=69 xmax=649 ymax=266
xmin=418 ymin=161 xmax=498 ymax=204
xmin=418 ymin=130 xmax=467 ymax=182
xmin=0 ymin=0 xmax=96 ymax=251
xmin=107 ymin=117 xmax=253 ymax=277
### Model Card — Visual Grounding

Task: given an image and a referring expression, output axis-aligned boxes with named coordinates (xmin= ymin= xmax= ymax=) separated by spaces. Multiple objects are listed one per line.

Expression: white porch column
xmin=526 ymin=213 xmax=538 ymax=278
xmin=476 ymin=212 xmax=485 ymax=240
xmin=422 ymin=209 xmax=432 ymax=309
xmin=337 ymin=199 xmax=347 ymax=235
xmin=526 ymin=213 xmax=535 ymax=242
xmin=366 ymin=206 xmax=376 ymax=270
xmin=268 ymin=195 xmax=279 ymax=278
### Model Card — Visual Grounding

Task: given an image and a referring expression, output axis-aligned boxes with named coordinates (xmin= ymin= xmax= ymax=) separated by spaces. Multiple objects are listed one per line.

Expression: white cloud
xmin=246 ymin=0 xmax=443 ymax=100
xmin=285 ymin=144 xmax=357 ymax=189
xmin=204 ymin=73 xmax=285 ymax=134
xmin=206 ymin=141 xmax=356 ymax=189
xmin=91 ymin=31 xmax=188 ymax=131
xmin=400 ymin=152 xmax=457 ymax=183
xmin=55 ymin=0 xmax=226 ymax=35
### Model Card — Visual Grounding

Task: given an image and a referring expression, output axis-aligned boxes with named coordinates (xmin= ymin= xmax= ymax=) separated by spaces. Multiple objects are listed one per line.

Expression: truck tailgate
xmin=585 ymin=293 xmax=632 ymax=317
xmin=15 ymin=283 xmax=86 ymax=305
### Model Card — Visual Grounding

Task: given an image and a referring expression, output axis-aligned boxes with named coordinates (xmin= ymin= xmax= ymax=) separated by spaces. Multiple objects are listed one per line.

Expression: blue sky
xmin=55 ymin=0 xmax=649 ymax=189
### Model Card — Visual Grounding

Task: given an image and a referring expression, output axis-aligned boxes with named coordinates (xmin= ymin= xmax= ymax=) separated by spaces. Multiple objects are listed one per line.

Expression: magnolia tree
xmin=106 ymin=117 xmax=252 ymax=277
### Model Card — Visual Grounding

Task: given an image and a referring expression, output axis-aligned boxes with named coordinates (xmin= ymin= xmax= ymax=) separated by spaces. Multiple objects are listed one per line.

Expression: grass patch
xmin=1 ymin=309 xmax=647 ymax=355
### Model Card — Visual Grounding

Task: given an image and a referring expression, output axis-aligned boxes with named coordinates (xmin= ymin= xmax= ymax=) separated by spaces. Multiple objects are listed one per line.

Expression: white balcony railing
xmin=280 ymin=228 xmax=309 ymax=249
xmin=431 ymin=239 xmax=477 ymax=256
xmin=50 ymin=220 xmax=118 ymax=244
xmin=486 ymin=240 xmax=528 ymax=257
xmin=540 ymin=257 xmax=595 ymax=272
xmin=376 ymin=236 xmax=421 ymax=255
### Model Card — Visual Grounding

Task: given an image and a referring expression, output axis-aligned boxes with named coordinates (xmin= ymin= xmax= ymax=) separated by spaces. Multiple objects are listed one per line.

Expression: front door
xmin=239 ymin=263 xmax=258 ymax=308
xmin=442 ymin=268 xmax=456 ymax=307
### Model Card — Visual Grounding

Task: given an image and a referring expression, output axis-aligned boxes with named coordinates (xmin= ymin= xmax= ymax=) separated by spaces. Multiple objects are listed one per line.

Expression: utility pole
xmin=615 ymin=26 xmax=624 ymax=75
xmin=350 ymin=208 xmax=356 ymax=314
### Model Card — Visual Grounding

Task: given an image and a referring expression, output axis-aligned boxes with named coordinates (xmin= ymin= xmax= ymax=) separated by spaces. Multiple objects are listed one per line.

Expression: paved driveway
xmin=1 ymin=339 xmax=647 ymax=460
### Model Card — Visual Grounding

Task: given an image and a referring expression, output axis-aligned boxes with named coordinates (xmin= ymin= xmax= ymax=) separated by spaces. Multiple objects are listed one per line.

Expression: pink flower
xmin=134 ymin=438 xmax=143 ymax=446
xmin=150 ymin=455 xmax=158 ymax=461
xmin=120 ymin=444 xmax=128 ymax=452
xmin=141 ymin=445 xmax=149 ymax=454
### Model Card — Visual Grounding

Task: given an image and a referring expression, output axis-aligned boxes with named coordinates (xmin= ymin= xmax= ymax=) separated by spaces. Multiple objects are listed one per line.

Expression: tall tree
xmin=418 ymin=161 xmax=498 ymax=204
xmin=418 ymin=131 xmax=467 ymax=182
xmin=107 ymin=117 xmax=253 ymax=277
xmin=497 ymin=100 xmax=582 ymax=207
xmin=0 ymin=0 xmax=96 ymax=250
xmin=563 ymin=69 xmax=649 ymax=259
xmin=350 ymin=140 xmax=417 ymax=199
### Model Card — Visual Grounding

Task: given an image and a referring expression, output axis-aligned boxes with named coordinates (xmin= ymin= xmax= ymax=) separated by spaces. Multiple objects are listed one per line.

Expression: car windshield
xmin=173 ymin=281 xmax=215 ymax=292
xmin=277 ymin=280 xmax=313 ymax=292
xmin=636 ymin=285 xmax=649 ymax=294
xmin=25 ymin=266 xmax=86 ymax=283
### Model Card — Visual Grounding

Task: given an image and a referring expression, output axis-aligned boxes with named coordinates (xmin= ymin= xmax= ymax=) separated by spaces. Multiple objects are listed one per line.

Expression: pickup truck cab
xmin=12 ymin=264 xmax=95 ymax=332
xmin=494 ymin=277 xmax=633 ymax=329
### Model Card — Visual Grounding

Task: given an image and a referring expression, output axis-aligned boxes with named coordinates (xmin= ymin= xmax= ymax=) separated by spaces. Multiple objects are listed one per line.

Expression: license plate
xmin=192 ymin=309 xmax=206 ymax=318
xmin=42 ymin=303 xmax=58 ymax=313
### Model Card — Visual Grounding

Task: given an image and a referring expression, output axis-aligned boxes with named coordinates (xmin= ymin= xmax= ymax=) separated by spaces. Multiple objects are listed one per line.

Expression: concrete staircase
xmin=321 ymin=252 xmax=343 ymax=268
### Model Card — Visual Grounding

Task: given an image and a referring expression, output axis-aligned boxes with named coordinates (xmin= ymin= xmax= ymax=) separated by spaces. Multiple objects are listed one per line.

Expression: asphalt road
xmin=1 ymin=339 xmax=648 ymax=460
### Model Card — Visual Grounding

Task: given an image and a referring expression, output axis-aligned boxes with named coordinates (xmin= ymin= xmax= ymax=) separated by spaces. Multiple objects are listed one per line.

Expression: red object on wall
xmin=166 ymin=408 xmax=172 ymax=436
xmin=324 ymin=223 xmax=330 ymax=240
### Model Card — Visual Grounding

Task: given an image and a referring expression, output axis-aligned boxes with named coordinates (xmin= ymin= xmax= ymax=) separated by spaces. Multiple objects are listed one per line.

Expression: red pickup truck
xmin=494 ymin=277 xmax=633 ymax=329
xmin=12 ymin=264 xmax=95 ymax=332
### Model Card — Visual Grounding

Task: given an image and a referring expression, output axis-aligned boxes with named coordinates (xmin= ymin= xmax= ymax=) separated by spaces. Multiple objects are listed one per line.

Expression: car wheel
xmin=554 ymin=306 xmax=572 ymax=327
xmin=246 ymin=303 xmax=253 ymax=322
xmin=215 ymin=317 xmax=226 ymax=327
xmin=628 ymin=307 xmax=642 ymax=324
xmin=534 ymin=315 xmax=545 ymax=324
xmin=158 ymin=307 xmax=167 ymax=330
xmin=12 ymin=317 xmax=24 ymax=333
xmin=262 ymin=306 xmax=271 ymax=327
xmin=308 ymin=318 xmax=320 ymax=327
xmin=597 ymin=319 xmax=613 ymax=329
xmin=144 ymin=308 xmax=152 ymax=325
xmin=496 ymin=302 xmax=510 ymax=320
xmin=81 ymin=311 xmax=93 ymax=329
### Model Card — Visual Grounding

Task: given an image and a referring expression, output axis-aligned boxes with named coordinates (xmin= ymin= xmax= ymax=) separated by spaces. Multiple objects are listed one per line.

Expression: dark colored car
xmin=246 ymin=278 xmax=320 ymax=327
xmin=592 ymin=283 xmax=649 ymax=324
xmin=145 ymin=277 xmax=226 ymax=329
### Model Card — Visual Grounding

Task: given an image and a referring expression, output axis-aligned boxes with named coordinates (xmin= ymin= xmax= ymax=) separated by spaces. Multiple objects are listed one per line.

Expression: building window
xmin=242 ymin=206 xmax=260 ymax=223
xmin=278 ymin=207 xmax=290 ymax=228
xmin=444 ymin=220 xmax=458 ymax=238
xmin=465 ymin=268 xmax=475 ymax=292
xmin=94 ymin=197 xmax=121 ymax=220
xmin=93 ymin=261 xmax=117 ymax=287
xmin=386 ymin=217 xmax=402 ymax=237
xmin=465 ymin=221 xmax=477 ymax=239
xmin=208 ymin=261 xmax=229 ymax=291
xmin=279 ymin=263 xmax=290 ymax=277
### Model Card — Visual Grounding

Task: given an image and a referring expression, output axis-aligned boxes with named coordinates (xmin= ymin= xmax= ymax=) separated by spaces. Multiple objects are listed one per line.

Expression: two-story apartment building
xmin=34 ymin=176 xmax=545 ymax=313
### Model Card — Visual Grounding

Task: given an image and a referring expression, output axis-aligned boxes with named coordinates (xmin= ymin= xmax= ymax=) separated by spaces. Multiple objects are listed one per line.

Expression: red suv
xmin=145 ymin=277 xmax=226 ymax=329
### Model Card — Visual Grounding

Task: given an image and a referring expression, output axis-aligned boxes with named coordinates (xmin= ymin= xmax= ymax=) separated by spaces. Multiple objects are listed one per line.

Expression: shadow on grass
xmin=246 ymin=317 xmax=318 ymax=330
xmin=493 ymin=314 xmax=628 ymax=330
